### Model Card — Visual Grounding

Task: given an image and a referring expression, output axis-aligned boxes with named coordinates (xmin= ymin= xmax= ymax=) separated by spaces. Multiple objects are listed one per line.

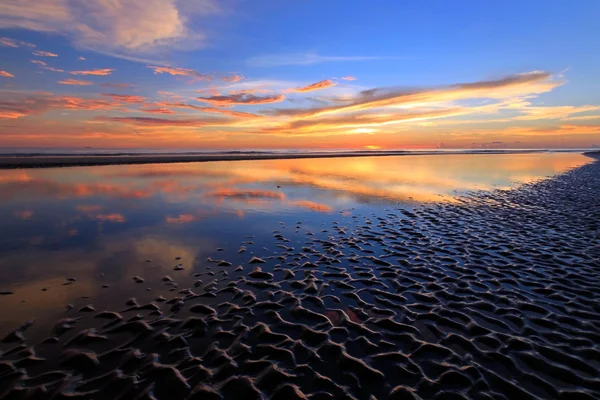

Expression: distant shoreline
xmin=0 ymin=149 xmax=595 ymax=169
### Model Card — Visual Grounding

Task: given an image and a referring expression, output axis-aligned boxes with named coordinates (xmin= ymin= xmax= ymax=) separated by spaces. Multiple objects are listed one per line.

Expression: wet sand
xmin=1 ymin=156 xmax=600 ymax=399
xmin=0 ymin=149 xmax=546 ymax=169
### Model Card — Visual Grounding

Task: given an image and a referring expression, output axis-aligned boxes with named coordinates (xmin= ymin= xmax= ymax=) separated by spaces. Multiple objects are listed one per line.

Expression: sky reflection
xmin=0 ymin=153 xmax=591 ymax=336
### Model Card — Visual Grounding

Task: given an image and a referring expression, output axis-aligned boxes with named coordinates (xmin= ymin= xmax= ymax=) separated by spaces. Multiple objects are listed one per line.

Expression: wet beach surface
xmin=0 ymin=153 xmax=599 ymax=399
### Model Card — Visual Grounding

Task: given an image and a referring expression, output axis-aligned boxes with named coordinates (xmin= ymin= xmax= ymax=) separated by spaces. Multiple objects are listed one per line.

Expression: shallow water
xmin=0 ymin=152 xmax=590 ymax=336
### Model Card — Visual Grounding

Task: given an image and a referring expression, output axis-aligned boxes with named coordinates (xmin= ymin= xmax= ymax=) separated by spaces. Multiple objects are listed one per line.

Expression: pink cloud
xmin=100 ymin=93 xmax=146 ymax=104
xmin=70 ymin=68 xmax=114 ymax=76
xmin=33 ymin=50 xmax=58 ymax=57
xmin=0 ymin=37 xmax=35 ymax=48
xmin=341 ymin=76 xmax=357 ymax=81
xmin=59 ymin=78 xmax=93 ymax=85
xmin=0 ymin=70 xmax=15 ymax=78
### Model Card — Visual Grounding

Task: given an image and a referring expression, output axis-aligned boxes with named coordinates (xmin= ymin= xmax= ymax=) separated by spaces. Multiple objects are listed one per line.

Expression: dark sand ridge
xmin=1 ymin=154 xmax=599 ymax=399
xmin=0 ymin=149 xmax=552 ymax=169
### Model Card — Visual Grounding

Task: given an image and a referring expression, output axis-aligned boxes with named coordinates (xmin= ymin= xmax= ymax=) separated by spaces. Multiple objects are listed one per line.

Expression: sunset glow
xmin=1 ymin=1 xmax=599 ymax=149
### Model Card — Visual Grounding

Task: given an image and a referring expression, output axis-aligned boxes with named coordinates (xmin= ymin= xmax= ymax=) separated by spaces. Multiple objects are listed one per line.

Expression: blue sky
xmin=0 ymin=0 xmax=599 ymax=149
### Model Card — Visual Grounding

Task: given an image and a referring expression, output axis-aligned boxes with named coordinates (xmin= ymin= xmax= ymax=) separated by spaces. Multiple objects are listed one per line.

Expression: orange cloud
xmin=31 ymin=60 xmax=47 ymax=66
xmin=341 ymin=76 xmax=357 ymax=81
xmin=292 ymin=79 xmax=337 ymax=93
xmin=0 ymin=111 xmax=26 ymax=119
xmin=141 ymin=107 xmax=175 ymax=114
xmin=0 ymin=70 xmax=14 ymax=78
xmin=197 ymin=93 xmax=285 ymax=106
xmin=159 ymin=102 xmax=262 ymax=119
xmin=95 ymin=213 xmax=125 ymax=223
xmin=271 ymin=71 xmax=559 ymax=119
xmin=33 ymin=50 xmax=58 ymax=57
xmin=59 ymin=78 xmax=93 ymax=85
xmin=289 ymin=200 xmax=332 ymax=213
xmin=101 ymin=93 xmax=146 ymax=104
xmin=223 ymin=75 xmax=244 ymax=82
xmin=70 ymin=68 xmax=114 ymax=76
xmin=148 ymin=66 xmax=211 ymax=80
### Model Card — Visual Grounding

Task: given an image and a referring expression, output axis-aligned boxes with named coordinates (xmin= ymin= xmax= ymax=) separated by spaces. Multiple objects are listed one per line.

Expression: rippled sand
xmin=1 ymin=158 xmax=599 ymax=399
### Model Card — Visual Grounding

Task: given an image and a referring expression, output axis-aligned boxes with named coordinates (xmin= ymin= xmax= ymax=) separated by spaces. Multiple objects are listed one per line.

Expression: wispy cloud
xmin=70 ymin=68 xmax=114 ymax=76
xmin=0 ymin=70 xmax=14 ymax=78
xmin=196 ymin=93 xmax=285 ymax=106
xmin=0 ymin=37 xmax=35 ymax=48
xmin=247 ymin=52 xmax=397 ymax=67
xmin=291 ymin=79 xmax=337 ymax=93
xmin=341 ymin=76 xmax=357 ymax=81
xmin=0 ymin=0 xmax=222 ymax=57
xmin=100 ymin=93 xmax=146 ymax=104
xmin=33 ymin=50 xmax=58 ymax=57
xmin=148 ymin=66 xmax=211 ymax=80
xmin=58 ymin=78 xmax=94 ymax=85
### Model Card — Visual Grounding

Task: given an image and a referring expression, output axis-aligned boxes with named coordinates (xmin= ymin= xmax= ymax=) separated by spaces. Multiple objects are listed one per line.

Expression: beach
xmin=0 ymin=152 xmax=599 ymax=399
xmin=0 ymin=149 xmax=548 ymax=169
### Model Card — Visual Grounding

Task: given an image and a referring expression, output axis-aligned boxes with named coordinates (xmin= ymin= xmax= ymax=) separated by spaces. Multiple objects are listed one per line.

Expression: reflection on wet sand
xmin=0 ymin=152 xmax=591 ymax=337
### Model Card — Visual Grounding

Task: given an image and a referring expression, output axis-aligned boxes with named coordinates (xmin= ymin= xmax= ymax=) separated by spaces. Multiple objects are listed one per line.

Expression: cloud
xmin=78 ymin=56 xmax=86 ymax=61
xmin=160 ymin=102 xmax=263 ymax=119
xmin=59 ymin=78 xmax=93 ymax=85
xmin=70 ymin=68 xmax=114 ymax=76
xmin=140 ymin=107 xmax=175 ymax=114
xmin=0 ymin=92 xmax=130 ymax=120
xmin=30 ymin=60 xmax=47 ymax=66
xmin=289 ymin=200 xmax=332 ymax=213
xmin=100 ymin=93 xmax=146 ymax=104
xmin=247 ymin=52 xmax=395 ymax=67
xmin=222 ymin=75 xmax=244 ymax=83
xmin=33 ymin=50 xmax=58 ymax=57
xmin=341 ymin=76 xmax=357 ymax=81
xmin=0 ymin=70 xmax=14 ymax=77
xmin=45 ymin=67 xmax=65 ymax=72
xmin=269 ymin=71 xmax=560 ymax=119
xmin=0 ymin=37 xmax=35 ymax=48
xmin=208 ymin=189 xmax=285 ymax=201
xmin=197 ymin=93 xmax=285 ymax=106
xmin=514 ymin=104 xmax=600 ymax=120
xmin=100 ymin=83 xmax=134 ymax=89
xmin=292 ymin=79 xmax=337 ymax=93
xmin=98 ymin=116 xmax=228 ymax=126
xmin=148 ymin=66 xmax=211 ymax=80
xmin=0 ymin=0 xmax=221 ymax=57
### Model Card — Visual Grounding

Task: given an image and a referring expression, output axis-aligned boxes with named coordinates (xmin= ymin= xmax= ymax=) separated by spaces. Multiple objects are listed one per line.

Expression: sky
xmin=0 ymin=0 xmax=599 ymax=150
